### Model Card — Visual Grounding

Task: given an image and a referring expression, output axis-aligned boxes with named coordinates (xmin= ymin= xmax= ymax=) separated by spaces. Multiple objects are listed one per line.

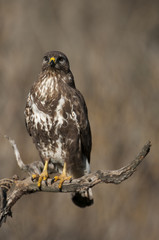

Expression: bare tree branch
xmin=0 ymin=140 xmax=151 ymax=227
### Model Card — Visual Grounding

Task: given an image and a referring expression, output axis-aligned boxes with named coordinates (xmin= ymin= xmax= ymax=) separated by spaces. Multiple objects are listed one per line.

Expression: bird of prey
xmin=24 ymin=51 xmax=93 ymax=207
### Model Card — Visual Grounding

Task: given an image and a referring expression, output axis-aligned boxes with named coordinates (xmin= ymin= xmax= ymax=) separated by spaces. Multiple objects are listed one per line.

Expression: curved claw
xmin=31 ymin=174 xmax=39 ymax=181
xmin=53 ymin=162 xmax=72 ymax=189
xmin=37 ymin=170 xmax=48 ymax=188
xmin=54 ymin=175 xmax=72 ymax=189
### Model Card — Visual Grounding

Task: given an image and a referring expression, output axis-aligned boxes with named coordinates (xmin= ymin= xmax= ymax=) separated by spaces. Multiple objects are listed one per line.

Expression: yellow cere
xmin=49 ymin=57 xmax=56 ymax=63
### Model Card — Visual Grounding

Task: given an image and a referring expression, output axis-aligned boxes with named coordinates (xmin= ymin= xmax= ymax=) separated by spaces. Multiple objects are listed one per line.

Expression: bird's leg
xmin=32 ymin=159 xmax=49 ymax=188
xmin=53 ymin=162 xmax=72 ymax=189
xmin=37 ymin=159 xmax=49 ymax=187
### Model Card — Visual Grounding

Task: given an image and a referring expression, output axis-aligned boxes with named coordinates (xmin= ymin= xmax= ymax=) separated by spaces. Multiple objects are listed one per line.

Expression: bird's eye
xmin=43 ymin=56 xmax=49 ymax=62
xmin=58 ymin=56 xmax=65 ymax=64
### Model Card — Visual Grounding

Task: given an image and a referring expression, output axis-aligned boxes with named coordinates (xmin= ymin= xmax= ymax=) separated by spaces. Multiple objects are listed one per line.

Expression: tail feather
xmin=72 ymin=189 xmax=93 ymax=208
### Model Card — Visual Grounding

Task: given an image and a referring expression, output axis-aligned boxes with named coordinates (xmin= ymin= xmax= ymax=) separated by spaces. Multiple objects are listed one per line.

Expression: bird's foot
xmin=31 ymin=160 xmax=49 ymax=188
xmin=53 ymin=162 xmax=72 ymax=189
xmin=31 ymin=170 xmax=49 ymax=188
xmin=53 ymin=174 xmax=72 ymax=189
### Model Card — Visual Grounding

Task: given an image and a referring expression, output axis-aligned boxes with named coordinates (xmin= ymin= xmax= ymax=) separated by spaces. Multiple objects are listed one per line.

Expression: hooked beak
xmin=49 ymin=57 xmax=56 ymax=67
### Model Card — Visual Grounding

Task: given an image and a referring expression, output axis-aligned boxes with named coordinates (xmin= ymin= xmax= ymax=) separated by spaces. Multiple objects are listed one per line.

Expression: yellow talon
xmin=32 ymin=160 xmax=49 ymax=188
xmin=31 ymin=173 xmax=39 ymax=180
xmin=53 ymin=162 xmax=72 ymax=189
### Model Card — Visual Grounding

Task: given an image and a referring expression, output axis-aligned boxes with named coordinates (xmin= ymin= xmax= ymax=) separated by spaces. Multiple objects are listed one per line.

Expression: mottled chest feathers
xmin=34 ymin=74 xmax=59 ymax=105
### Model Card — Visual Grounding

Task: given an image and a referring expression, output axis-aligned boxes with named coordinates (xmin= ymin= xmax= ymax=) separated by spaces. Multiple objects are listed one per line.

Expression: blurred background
xmin=0 ymin=0 xmax=159 ymax=239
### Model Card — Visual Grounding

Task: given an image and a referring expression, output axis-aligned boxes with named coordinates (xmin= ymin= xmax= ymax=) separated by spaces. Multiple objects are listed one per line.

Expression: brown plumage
xmin=24 ymin=51 xmax=93 ymax=207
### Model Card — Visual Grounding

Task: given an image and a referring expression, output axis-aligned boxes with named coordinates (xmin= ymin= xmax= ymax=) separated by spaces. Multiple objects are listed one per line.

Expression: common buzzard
xmin=24 ymin=51 xmax=93 ymax=207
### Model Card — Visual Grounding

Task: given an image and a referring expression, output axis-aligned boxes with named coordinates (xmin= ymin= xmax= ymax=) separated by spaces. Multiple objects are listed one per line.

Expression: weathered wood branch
xmin=0 ymin=139 xmax=151 ymax=227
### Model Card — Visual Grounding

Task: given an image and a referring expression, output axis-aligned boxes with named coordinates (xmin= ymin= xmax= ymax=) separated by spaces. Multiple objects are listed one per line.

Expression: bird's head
xmin=42 ymin=51 xmax=70 ymax=73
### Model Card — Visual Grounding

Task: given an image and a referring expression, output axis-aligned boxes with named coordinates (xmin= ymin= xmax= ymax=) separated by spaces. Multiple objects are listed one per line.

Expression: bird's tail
xmin=71 ymin=189 xmax=93 ymax=208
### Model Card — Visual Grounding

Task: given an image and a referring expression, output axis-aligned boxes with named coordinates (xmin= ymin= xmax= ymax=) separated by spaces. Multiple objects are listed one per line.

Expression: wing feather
xmin=74 ymin=89 xmax=92 ymax=163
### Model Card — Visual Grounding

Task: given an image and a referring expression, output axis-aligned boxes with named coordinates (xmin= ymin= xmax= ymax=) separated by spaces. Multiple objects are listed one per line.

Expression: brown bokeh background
xmin=0 ymin=1 xmax=159 ymax=239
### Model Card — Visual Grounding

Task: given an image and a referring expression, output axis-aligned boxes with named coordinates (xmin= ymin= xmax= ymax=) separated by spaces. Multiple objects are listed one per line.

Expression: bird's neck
xmin=31 ymin=70 xmax=75 ymax=108
xmin=32 ymin=71 xmax=61 ymax=106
